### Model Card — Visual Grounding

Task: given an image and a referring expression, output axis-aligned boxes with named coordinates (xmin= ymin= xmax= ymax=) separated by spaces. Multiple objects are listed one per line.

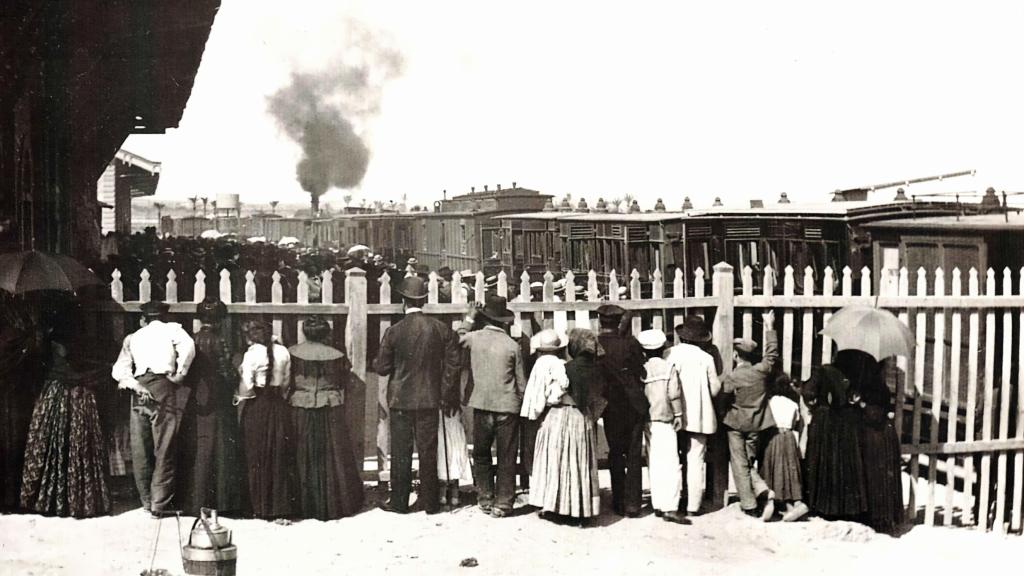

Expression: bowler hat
xmin=733 ymin=338 xmax=758 ymax=355
xmin=675 ymin=315 xmax=712 ymax=343
xmin=596 ymin=303 xmax=625 ymax=318
xmin=637 ymin=329 xmax=667 ymax=351
xmin=140 ymin=300 xmax=170 ymax=317
xmin=480 ymin=295 xmax=514 ymax=323
xmin=396 ymin=276 xmax=429 ymax=300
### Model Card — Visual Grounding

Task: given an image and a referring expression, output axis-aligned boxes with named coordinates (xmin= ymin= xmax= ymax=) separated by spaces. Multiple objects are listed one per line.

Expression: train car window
xmin=688 ymin=240 xmax=711 ymax=280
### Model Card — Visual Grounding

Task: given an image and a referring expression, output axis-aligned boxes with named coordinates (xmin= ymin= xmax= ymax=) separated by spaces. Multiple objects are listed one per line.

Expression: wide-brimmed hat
xmin=531 ymin=329 xmax=566 ymax=353
xmin=675 ymin=315 xmax=712 ymax=343
xmin=637 ymin=329 xmax=667 ymax=351
xmin=596 ymin=303 xmax=625 ymax=318
xmin=480 ymin=295 xmax=514 ymax=323
xmin=437 ymin=266 xmax=453 ymax=281
xmin=396 ymin=276 xmax=429 ymax=300
xmin=140 ymin=300 xmax=170 ymax=317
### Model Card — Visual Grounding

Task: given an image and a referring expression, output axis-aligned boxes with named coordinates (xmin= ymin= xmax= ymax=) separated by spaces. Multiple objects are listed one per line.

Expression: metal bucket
xmin=182 ymin=508 xmax=237 ymax=576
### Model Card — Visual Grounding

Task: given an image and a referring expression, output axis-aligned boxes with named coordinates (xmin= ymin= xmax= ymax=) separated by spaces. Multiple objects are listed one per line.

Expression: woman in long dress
xmin=288 ymin=316 xmax=364 ymax=520
xmin=528 ymin=328 xmax=605 ymax=521
xmin=179 ymin=297 xmax=245 ymax=515
xmin=237 ymin=321 xmax=296 ymax=519
xmin=20 ymin=318 xmax=110 ymax=517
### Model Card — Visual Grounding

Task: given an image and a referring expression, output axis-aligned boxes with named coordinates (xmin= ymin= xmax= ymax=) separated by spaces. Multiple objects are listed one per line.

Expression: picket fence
xmin=98 ymin=261 xmax=1024 ymax=534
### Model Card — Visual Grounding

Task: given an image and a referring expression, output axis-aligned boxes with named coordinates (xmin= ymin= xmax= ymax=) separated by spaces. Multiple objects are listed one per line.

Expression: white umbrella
xmin=247 ymin=236 xmax=267 ymax=244
xmin=278 ymin=236 xmax=300 ymax=246
xmin=347 ymin=244 xmax=370 ymax=255
xmin=820 ymin=305 xmax=915 ymax=361
xmin=200 ymin=229 xmax=223 ymax=239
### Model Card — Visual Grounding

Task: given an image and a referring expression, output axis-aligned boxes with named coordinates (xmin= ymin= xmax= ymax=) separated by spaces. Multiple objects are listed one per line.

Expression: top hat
xmin=675 ymin=315 xmax=712 ymax=343
xmin=637 ymin=329 xmax=667 ymax=351
xmin=140 ymin=300 xmax=170 ymax=317
xmin=480 ymin=295 xmax=514 ymax=323
xmin=396 ymin=276 xmax=429 ymax=300
xmin=596 ymin=303 xmax=625 ymax=318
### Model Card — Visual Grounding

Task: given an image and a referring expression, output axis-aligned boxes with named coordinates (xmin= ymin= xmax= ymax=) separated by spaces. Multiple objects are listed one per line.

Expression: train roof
xmin=863 ymin=211 xmax=1024 ymax=232
xmin=498 ymin=199 xmax=979 ymax=223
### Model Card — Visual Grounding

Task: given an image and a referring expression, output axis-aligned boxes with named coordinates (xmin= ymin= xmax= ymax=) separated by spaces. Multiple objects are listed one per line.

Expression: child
xmin=761 ymin=373 xmax=809 ymax=522
xmin=637 ymin=329 xmax=689 ymax=525
xmin=721 ymin=310 xmax=778 ymax=519
xmin=438 ymin=410 xmax=473 ymax=508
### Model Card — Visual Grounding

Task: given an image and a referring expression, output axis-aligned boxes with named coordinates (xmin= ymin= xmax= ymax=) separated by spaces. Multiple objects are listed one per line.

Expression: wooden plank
xmin=1013 ymin=267 xmax=1024 ymax=532
xmin=762 ymin=266 xmax=774 ymax=344
xmin=244 ymin=271 xmax=256 ymax=304
xmin=693 ymin=268 xmax=705 ymax=322
xmin=139 ymin=269 xmax=151 ymax=303
xmin=909 ymin=267 xmax=927 ymax=521
xmin=672 ymin=268 xmax=685 ymax=339
xmin=945 ymin=267 xmax=962 ymax=527
xmin=587 ymin=270 xmax=600 ymax=330
xmin=895 ymin=267 xmax=910 ymax=448
xmin=630 ymin=269 xmax=642 ymax=335
xmin=742 ymin=266 xmax=753 ymax=340
xmin=376 ymin=272 xmax=393 ymax=483
xmin=514 ymin=271 xmax=531 ymax=339
xmin=994 ymin=268 xmax=1013 ymax=533
xmin=344 ymin=268 xmax=368 ymax=471
xmin=733 ymin=295 xmax=1024 ymax=308
xmin=820 ymin=267 xmax=834 ymax=365
xmin=219 ymin=269 xmax=232 ymax=303
xmin=800 ymin=266 xmax=814 ymax=382
xmin=782 ymin=266 xmax=795 ymax=376
xmin=296 ymin=271 xmax=309 ymax=344
xmin=651 ymin=269 xmax=664 ymax=332
xmin=271 ymin=271 xmax=282 ymax=339
xmin=978 ymin=268 xmax=997 ymax=531
xmin=497 ymin=270 xmax=508 ymax=299
xmin=166 ymin=270 xmax=178 ymax=303
xmin=964 ymin=268 xmax=980 ymax=526
xmin=902 ymin=438 xmax=1024 ymax=455
xmin=926 ymin=268 xmax=945 ymax=527
xmin=566 ymin=271 xmax=587 ymax=331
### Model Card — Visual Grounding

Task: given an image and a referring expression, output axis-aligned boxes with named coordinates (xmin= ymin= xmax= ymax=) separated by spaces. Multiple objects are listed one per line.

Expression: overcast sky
xmin=125 ymin=0 xmax=1024 ymax=212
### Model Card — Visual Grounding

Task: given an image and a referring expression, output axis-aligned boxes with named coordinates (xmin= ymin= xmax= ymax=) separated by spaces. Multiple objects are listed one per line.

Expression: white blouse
xmin=238 ymin=342 xmax=292 ymax=398
xmin=520 ymin=354 xmax=568 ymax=420
xmin=769 ymin=396 xmax=800 ymax=429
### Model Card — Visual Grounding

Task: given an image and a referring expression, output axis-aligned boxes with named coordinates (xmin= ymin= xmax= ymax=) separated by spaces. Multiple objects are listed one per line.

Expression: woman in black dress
xmin=287 ymin=316 xmax=364 ymax=520
xmin=179 ymin=297 xmax=245 ymax=515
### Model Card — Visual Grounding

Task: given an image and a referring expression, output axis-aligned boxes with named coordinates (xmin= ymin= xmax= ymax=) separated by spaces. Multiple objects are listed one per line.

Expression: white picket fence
xmin=99 ymin=261 xmax=1024 ymax=533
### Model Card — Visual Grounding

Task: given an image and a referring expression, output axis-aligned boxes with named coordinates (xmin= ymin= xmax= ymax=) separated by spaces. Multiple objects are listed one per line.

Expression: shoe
xmin=686 ymin=509 xmax=704 ymax=518
xmin=761 ymin=497 xmax=776 ymax=522
xmin=624 ymin=509 xmax=641 ymax=518
xmin=661 ymin=511 xmax=691 ymax=525
xmin=149 ymin=509 xmax=180 ymax=519
xmin=491 ymin=507 xmax=509 ymax=518
xmin=479 ymin=503 xmax=492 ymax=513
xmin=379 ymin=502 xmax=409 ymax=515
xmin=425 ymin=507 xmax=443 ymax=515
xmin=782 ymin=502 xmax=809 ymax=523
xmin=654 ymin=510 xmax=664 ymax=518
xmin=742 ymin=508 xmax=760 ymax=518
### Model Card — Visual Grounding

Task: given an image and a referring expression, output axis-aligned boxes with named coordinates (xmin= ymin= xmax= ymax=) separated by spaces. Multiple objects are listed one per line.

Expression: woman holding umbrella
xmin=804 ymin=305 xmax=912 ymax=533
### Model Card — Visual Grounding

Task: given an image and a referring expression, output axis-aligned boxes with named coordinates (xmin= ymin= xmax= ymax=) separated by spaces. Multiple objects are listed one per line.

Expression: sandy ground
xmin=2 ymin=474 xmax=1021 ymax=576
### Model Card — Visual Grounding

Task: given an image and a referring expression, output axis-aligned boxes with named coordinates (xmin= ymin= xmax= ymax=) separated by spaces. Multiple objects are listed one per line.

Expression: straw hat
xmin=531 ymin=329 xmax=566 ymax=353
xmin=637 ymin=329 xmax=667 ymax=351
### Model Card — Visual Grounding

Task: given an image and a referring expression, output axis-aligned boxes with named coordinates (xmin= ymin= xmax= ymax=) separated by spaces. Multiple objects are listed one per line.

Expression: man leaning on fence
xmin=374 ymin=276 xmax=461 ymax=514
xmin=111 ymin=300 xmax=196 ymax=518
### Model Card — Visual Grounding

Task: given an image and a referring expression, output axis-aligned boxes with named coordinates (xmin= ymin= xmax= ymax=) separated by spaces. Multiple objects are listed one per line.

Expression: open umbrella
xmin=346 ymin=244 xmax=370 ymax=256
xmin=819 ymin=305 xmax=914 ymax=361
xmin=0 ymin=250 xmax=103 ymax=295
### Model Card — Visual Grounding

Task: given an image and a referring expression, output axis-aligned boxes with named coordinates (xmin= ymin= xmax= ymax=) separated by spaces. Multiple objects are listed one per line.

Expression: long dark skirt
xmin=293 ymin=405 xmax=365 ymax=520
xmin=20 ymin=380 xmax=110 ymax=517
xmin=240 ymin=388 xmax=297 ymax=519
xmin=180 ymin=403 xmax=246 ymax=515
xmin=761 ymin=429 xmax=803 ymax=502
xmin=1 ymin=377 xmax=36 ymax=510
xmin=804 ymin=405 xmax=867 ymax=518
xmin=860 ymin=406 xmax=903 ymax=532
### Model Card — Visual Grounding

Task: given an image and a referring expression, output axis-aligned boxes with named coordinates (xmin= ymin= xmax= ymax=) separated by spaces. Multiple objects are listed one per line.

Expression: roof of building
xmin=863 ymin=211 xmax=1024 ymax=232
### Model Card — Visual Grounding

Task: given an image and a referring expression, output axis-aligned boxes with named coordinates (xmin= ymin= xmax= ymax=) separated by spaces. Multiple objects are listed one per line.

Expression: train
xmin=160 ymin=181 xmax=1019 ymax=297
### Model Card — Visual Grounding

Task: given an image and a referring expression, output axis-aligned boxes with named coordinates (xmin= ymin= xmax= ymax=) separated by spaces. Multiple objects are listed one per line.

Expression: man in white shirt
xmin=111 ymin=300 xmax=196 ymax=517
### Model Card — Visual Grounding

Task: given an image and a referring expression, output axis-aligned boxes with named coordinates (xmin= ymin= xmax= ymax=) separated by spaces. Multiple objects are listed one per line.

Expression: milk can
xmin=182 ymin=508 xmax=238 ymax=576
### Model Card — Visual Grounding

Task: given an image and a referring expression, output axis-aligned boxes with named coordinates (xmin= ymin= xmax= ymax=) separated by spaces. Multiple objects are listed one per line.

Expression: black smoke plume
xmin=268 ymin=24 xmax=403 ymax=215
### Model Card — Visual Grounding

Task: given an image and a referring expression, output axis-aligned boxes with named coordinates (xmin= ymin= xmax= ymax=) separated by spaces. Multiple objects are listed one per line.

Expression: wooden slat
xmin=630 ymin=269 xmax=642 ymax=335
xmin=945 ymin=268 xmax=962 ymax=527
xmin=427 ymin=271 xmax=439 ymax=304
xmin=376 ymin=272 xmax=392 ymax=483
xmin=608 ymin=270 xmax=620 ymax=302
xmin=909 ymin=267 xmax=927 ymax=521
xmin=800 ymin=266 xmax=814 ymax=382
xmin=903 ymin=438 xmax=1024 ymax=455
xmin=820 ymin=267 xmax=834 ymax=366
xmin=1013 ymin=267 xmax=1024 ymax=532
xmin=110 ymin=269 xmax=123 ymax=303
xmin=742 ymin=266 xmax=753 ymax=340
xmin=860 ymin=266 xmax=872 ymax=297
xmin=926 ymin=268 xmax=945 ymax=527
xmin=964 ymin=268 xmax=980 ymax=525
xmin=587 ymin=270 xmax=600 ymax=330
xmin=651 ymin=269 xmax=664 ymax=332
xmin=762 ymin=266 xmax=774 ymax=344
xmin=782 ymin=266 xmax=795 ymax=376
xmin=139 ymin=269 xmax=151 ymax=303
xmin=244 ymin=271 xmax=256 ymax=304
xmin=271 ymin=271 xmax=282 ymax=339
xmin=344 ymin=268 xmax=368 ymax=472
xmin=166 ymin=270 xmax=178 ymax=303
xmin=693 ymin=267 xmax=705 ymax=321
xmin=514 ymin=271 xmax=531 ymax=339
xmin=978 ymin=268 xmax=997 ymax=531
xmin=733 ymin=294 xmax=1024 ymax=308
xmin=543 ymin=270 xmax=556 ymax=331
xmin=476 ymin=272 xmax=487 ymax=304
xmin=219 ymin=269 xmax=232 ymax=303
xmin=672 ymin=268 xmax=685 ymax=339
xmin=994 ymin=268 xmax=1013 ymax=533
xmin=567 ymin=271 xmax=587 ymax=330
xmin=895 ymin=268 xmax=909 ymax=448
xmin=297 ymin=271 xmax=309 ymax=344
xmin=497 ymin=270 xmax=509 ymax=299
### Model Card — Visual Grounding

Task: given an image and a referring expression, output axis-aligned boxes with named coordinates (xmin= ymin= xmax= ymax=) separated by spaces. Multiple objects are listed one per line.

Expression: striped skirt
xmin=528 ymin=405 xmax=600 ymax=518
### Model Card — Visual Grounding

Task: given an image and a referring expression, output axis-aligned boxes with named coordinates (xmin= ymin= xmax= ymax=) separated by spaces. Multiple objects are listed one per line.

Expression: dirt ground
xmin=1 ymin=475 xmax=1021 ymax=576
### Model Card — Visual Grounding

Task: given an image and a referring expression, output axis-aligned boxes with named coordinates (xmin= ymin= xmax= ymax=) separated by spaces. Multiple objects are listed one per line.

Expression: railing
xmin=97 ymin=261 xmax=1024 ymax=533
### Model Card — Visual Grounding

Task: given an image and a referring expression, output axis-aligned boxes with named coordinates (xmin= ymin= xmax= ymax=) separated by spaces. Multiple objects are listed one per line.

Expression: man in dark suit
xmin=597 ymin=303 xmax=648 ymax=517
xmin=374 ymin=276 xmax=461 ymax=514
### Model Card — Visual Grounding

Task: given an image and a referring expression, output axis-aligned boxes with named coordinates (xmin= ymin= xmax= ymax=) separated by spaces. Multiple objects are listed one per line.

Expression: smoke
xmin=268 ymin=23 xmax=403 ymax=213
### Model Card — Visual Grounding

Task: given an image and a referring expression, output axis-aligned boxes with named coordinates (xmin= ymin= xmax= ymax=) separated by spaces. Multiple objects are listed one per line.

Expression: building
xmin=96 ymin=150 xmax=161 ymax=235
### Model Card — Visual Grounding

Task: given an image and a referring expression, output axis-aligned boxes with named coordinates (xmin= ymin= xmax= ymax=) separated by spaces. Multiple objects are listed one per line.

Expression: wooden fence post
xmin=630 ymin=269 xmax=641 ymax=335
xmin=964 ymin=268 xmax=980 ymax=526
xmin=979 ymin=268 xmax=996 ymax=530
xmin=995 ymin=268 xmax=1013 ymax=533
xmin=376 ymin=272 xmax=392 ymax=485
xmin=926 ymin=268 xmax=945 ymax=527
xmin=711 ymin=262 xmax=734 ymax=511
xmin=1014 ymin=267 xmax=1024 ymax=532
xmin=946 ymin=268 xmax=962 ymax=527
xmin=345 ymin=268 xmax=368 ymax=469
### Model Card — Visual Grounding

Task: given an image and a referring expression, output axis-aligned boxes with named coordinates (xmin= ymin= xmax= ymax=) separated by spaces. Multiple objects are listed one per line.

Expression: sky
xmin=125 ymin=0 xmax=1024 ymax=212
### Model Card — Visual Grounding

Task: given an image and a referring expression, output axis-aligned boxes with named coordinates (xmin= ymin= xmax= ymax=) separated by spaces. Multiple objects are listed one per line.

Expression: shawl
xmin=520 ymin=354 xmax=568 ymax=420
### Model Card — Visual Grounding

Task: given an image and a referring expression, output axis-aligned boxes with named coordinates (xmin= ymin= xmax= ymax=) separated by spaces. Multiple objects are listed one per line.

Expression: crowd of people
xmin=0 ymin=267 xmax=905 ymax=534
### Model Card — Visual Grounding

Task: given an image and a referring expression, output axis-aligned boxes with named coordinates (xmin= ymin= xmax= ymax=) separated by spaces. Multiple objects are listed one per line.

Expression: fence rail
xmin=98 ymin=261 xmax=1024 ymax=533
